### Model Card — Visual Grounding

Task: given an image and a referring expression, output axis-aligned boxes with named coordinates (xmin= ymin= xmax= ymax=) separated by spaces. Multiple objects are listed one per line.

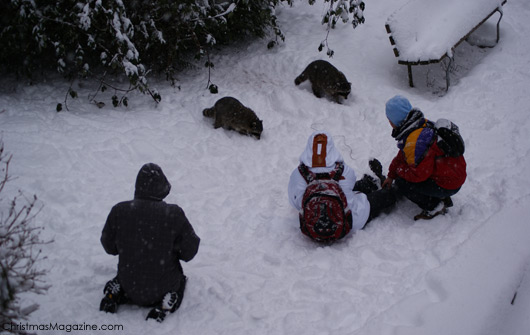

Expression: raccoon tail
xmin=203 ymin=108 xmax=214 ymax=118
xmin=294 ymin=72 xmax=307 ymax=86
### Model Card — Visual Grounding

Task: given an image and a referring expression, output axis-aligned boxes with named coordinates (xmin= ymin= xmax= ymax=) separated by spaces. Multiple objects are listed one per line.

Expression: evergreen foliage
xmin=0 ymin=0 xmax=365 ymax=107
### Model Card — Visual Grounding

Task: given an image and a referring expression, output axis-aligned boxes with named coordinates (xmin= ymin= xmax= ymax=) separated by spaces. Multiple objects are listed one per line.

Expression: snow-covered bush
xmin=317 ymin=0 xmax=366 ymax=56
xmin=0 ymin=0 xmax=365 ymax=106
xmin=0 ymin=141 xmax=49 ymax=334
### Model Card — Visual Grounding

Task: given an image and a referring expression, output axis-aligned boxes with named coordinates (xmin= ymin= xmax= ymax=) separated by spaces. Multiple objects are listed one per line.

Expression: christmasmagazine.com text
xmin=2 ymin=322 xmax=124 ymax=333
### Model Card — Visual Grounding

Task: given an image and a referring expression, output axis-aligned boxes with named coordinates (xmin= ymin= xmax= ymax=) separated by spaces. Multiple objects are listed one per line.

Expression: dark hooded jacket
xmin=101 ymin=163 xmax=200 ymax=306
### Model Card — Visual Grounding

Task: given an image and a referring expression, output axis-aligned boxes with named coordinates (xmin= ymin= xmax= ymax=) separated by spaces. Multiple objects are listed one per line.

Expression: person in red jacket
xmin=382 ymin=95 xmax=466 ymax=219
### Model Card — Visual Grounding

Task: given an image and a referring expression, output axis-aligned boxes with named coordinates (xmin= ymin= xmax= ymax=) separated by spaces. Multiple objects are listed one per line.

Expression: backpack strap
xmin=298 ymin=162 xmax=344 ymax=184
xmin=329 ymin=162 xmax=344 ymax=181
xmin=425 ymin=121 xmax=445 ymax=158
xmin=298 ymin=163 xmax=315 ymax=184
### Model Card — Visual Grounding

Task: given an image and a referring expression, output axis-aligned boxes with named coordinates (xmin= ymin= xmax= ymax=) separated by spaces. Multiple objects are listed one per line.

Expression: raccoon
xmin=203 ymin=97 xmax=263 ymax=140
xmin=294 ymin=60 xmax=351 ymax=103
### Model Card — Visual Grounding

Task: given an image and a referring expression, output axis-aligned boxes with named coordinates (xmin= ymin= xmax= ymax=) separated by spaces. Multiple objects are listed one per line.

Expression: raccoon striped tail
xmin=294 ymin=72 xmax=307 ymax=86
xmin=203 ymin=107 xmax=215 ymax=118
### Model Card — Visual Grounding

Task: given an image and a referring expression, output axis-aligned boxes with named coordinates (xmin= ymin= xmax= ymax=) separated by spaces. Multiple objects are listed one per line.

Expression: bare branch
xmin=0 ymin=140 xmax=51 ymax=333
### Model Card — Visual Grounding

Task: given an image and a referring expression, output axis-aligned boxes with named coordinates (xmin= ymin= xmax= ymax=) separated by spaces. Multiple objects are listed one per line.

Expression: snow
xmin=1 ymin=0 xmax=529 ymax=334
xmin=386 ymin=0 xmax=506 ymax=62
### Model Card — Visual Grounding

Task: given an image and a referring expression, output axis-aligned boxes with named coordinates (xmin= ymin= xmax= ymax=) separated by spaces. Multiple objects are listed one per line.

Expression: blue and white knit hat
xmin=385 ymin=95 xmax=412 ymax=127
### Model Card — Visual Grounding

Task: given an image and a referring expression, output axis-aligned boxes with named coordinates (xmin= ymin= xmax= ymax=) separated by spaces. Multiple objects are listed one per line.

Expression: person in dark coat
xmin=100 ymin=163 xmax=200 ymax=322
xmin=382 ymin=95 xmax=467 ymax=219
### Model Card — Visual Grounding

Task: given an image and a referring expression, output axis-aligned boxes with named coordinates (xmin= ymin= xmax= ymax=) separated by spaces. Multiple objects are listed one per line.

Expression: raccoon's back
xmin=208 ymin=97 xmax=258 ymax=126
xmin=216 ymin=105 xmax=259 ymax=125
xmin=203 ymin=97 xmax=241 ymax=118
xmin=215 ymin=96 xmax=243 ymax=110
xmin=304 ymin=60 xmax=345 ymax=83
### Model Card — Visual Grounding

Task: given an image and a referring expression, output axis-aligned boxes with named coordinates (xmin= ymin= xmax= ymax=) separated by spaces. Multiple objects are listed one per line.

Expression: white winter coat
xmin=287 ymin=131 xmax=370 ymax=232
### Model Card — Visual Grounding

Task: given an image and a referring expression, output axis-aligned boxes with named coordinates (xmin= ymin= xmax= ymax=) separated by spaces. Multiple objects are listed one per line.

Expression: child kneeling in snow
xmin=288 ymin=131 xmax=396 ymax=242
xmin=382 ymin=95 xmax=467 ymax=220
xmin=99 ymin=163 xmax=200 ymax=322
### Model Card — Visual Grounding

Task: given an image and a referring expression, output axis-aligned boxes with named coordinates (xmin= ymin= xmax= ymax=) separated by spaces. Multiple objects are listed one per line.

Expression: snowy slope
xmin=1 ymin=0 xmax=530 ymax=334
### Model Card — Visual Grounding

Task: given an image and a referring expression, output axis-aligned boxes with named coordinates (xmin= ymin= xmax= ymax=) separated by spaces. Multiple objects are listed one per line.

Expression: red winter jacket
xmin=388 ymin=141 xmax=467 ymax=190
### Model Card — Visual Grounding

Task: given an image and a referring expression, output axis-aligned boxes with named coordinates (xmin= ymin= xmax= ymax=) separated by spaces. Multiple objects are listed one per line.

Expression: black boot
xmin=146 ymin=307 xmax=168 ymax=323
xmin=443 ymin=197 xmax=453 ymax=208
xmin=146 ymin=292 xmax=178 ymax=322
xmin=146 ymin=276 xmax=187 ymax=322
xmin=99 ymin=278 xmax=122 ymax=313
xmin=413 ymin=199 xmax=450 ymax=221
xmin=100 ymin=295 xmax=118 ymax=314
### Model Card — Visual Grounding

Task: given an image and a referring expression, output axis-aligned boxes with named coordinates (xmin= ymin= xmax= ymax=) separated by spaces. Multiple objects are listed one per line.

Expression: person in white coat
xmin=288 ymin=131 xmax=371 ymax=233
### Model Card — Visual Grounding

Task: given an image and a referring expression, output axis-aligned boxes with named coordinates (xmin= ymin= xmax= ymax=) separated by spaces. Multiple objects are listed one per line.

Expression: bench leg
xmin=475 ymin=9 xmax=504 ymax=48
xmin=445 ymin=57 xmax=453 ymax=91
xmin=407 ymin=64 xmax=414 ymax=87
xmin=496 ymin=9 xmax=503 ymax=43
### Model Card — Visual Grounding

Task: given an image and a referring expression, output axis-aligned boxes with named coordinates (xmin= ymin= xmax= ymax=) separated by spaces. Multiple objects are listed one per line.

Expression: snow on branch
xmin=317 ymin=0 xmax=366 ymax=57
xmin=0 ymin=141 xmax=51 ymax=334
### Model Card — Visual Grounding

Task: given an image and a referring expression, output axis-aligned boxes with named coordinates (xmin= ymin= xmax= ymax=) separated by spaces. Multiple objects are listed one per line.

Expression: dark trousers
xmin=365 ymin=188 xmax=397 ymax=223
xmin=353 ymin=175 xmax=397 ymax=225
xmin=394 ymin=177 xmax=460 ymax=211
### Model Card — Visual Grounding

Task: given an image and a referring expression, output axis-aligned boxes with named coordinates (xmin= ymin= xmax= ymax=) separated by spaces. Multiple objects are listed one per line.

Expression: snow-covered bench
xmin=385 ymin=0 xmax=507 ymax=89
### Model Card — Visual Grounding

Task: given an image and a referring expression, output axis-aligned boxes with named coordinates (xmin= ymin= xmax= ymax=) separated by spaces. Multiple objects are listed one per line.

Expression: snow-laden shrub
xmin=0 ymin=0 xmax=365 ymax=106
xmin=317 ymin=0 xmax=366 ymax=56
xmin=0 ymin=141 xmax=50 ymax=334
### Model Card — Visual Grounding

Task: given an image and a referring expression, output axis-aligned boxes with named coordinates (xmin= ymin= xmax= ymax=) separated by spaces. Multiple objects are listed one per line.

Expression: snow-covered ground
xmin=1 ymin=0 xmax=530 ymax=334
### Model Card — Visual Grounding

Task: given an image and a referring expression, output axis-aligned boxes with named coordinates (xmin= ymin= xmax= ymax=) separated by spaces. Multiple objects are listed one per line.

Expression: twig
xmin=511 ymin=262 xmax=529 ymax=305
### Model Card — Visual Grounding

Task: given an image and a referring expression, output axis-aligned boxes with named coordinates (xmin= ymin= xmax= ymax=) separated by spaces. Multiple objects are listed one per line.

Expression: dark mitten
xmin=353 ymin=174 xmax=379 ymax=194
xmin=369 ymin=158 xmax=386 ymax=184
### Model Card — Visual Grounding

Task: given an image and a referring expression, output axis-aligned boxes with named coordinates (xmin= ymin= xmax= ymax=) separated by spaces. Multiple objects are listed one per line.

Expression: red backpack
xmin=298 ymin=162 xmax=352 ymax=242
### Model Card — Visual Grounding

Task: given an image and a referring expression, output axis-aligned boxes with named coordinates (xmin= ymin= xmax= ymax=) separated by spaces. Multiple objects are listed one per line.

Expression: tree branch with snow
xmin=0 ymin=141 xmax=51 ymax=334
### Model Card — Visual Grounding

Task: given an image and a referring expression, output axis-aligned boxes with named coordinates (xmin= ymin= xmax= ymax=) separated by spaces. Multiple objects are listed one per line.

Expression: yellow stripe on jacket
xmin=403 ymin=128 xmax=423 ymax=165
